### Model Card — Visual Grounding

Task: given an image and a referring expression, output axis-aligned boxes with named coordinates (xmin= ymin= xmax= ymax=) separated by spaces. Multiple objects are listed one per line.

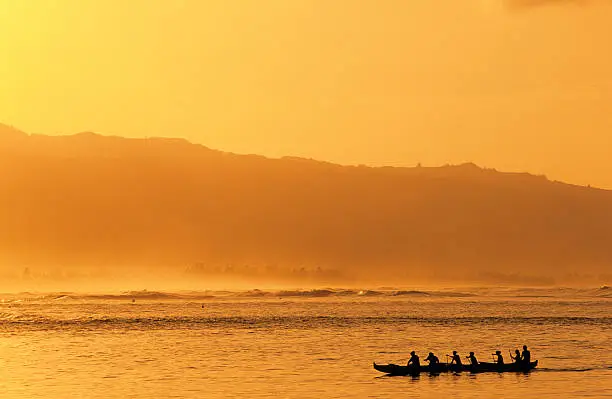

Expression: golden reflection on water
xmin=0 ymin=294 xmax=611 ymax=398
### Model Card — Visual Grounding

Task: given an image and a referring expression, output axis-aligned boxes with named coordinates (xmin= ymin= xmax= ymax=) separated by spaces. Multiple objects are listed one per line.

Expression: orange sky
xmin=1 ymin=0 xmax=611 ymax=188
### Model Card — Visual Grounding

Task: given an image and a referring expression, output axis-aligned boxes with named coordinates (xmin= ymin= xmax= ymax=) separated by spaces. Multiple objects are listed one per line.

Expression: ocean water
xmin=1 ymin=287 xmax=611 ymax=398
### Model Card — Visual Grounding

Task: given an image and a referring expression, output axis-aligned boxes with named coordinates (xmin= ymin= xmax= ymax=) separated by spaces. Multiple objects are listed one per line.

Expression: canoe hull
xmin=373 ymin=360 xmax=538 ymax=375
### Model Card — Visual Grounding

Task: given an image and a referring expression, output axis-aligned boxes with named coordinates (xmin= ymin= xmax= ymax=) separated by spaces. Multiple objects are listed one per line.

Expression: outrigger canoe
xmin=373 ymin=360 xmax=538 ymax=375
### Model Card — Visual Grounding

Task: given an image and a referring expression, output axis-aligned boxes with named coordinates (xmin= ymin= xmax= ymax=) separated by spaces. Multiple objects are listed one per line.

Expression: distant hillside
xmin=1 ymin=123 xmax=611 ymax=286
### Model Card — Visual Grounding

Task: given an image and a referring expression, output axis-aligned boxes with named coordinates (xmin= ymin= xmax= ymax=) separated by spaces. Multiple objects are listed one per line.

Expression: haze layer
xmin=1 ymin=125 xmax=610 ymax=287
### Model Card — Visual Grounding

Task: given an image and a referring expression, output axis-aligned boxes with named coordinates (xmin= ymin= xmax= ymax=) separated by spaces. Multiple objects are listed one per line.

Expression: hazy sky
xmin=1 ymin=0 xmax=611 ymax=188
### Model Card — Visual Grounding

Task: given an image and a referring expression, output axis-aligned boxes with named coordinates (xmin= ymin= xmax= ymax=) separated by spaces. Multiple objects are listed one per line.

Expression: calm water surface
xmin=1 ymin=288 xmax=611 ymax=398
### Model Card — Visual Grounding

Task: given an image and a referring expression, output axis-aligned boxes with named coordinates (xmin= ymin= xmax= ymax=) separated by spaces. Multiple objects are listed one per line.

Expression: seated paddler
xmin=521 ymin=345 xmax=531 ymax=364
xmin=510 ymin=349 xmax=521 ymax=363
xmin=466 ymin=351 xmax=479 ymax=366
xmin=449 ymin=351 xmax=462 ymax=366
xmin=492 ymin=350 xmax=504 ymax=365
xmin=407 ymin=351 xmax=420 ymax=368
xmin=425 ymin=352 xmax=439 ymax=365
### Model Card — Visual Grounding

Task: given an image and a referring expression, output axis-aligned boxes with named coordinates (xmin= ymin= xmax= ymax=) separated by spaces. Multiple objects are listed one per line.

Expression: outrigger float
xmin=373 ymin=360 xmax=538 ymax=376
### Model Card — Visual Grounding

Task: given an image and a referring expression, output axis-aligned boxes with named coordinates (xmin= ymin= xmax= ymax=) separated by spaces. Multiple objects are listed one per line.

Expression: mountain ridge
xmin=0 ymin=124 xmax=607 ymax=192
xmin=1 ymin=124 xmax=611 ymax=286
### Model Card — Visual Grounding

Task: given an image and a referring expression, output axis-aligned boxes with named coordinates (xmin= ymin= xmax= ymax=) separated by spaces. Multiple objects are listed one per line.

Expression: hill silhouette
xmin=1 ymin=123 xmax=611 ymax=286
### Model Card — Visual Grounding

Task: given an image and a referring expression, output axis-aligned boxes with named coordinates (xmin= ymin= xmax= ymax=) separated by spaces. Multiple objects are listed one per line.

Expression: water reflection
xmin=0 ymin=297 xmax=610 ymax=398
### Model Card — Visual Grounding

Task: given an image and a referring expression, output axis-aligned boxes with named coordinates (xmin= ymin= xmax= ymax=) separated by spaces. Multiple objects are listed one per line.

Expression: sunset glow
xmin=1 ymin=2 xmax=611 ymax=398
xmin=1 ymin=0 xmax=612 ymax=187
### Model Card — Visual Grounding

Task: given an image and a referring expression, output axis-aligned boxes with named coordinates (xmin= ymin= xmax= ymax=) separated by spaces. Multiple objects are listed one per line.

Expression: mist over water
xmin=1 ymin=287 xmax=610 ymax=398
xmin=3 ymin=128 xmax=612 ymax=291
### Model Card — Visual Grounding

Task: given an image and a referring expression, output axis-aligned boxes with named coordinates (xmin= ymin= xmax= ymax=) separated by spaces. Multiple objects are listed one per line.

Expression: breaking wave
xmin=1 ymin=286 xmax=610 ymax=303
